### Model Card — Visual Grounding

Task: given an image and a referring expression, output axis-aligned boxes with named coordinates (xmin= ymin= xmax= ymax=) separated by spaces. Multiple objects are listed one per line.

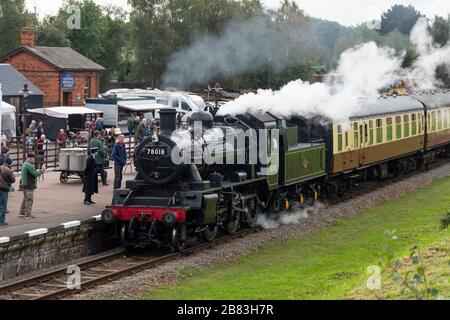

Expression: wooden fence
xmin=7 ymin=136 xmax=137 ymax=172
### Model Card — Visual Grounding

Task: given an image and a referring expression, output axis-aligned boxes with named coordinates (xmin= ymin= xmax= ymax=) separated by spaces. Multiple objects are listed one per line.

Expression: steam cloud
xmin=256 ymin=204 xmax=322 ymax=229
xmin=162 ymin=16 xmax=320 ymax=88
xmin=218 ymin=17 xmax=450 ymax=121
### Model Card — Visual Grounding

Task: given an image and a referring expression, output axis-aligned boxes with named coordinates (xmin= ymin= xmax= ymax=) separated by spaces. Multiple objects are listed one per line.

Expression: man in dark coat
xmin=83 ymin=148 xmax=99 ymax=205
xmin=111 ymin=134 xmax=127 ymax=190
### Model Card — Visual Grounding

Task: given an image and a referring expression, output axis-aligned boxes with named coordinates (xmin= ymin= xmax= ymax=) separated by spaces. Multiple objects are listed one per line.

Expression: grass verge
xmin=142 ymin=177 xmax=450 ymax=300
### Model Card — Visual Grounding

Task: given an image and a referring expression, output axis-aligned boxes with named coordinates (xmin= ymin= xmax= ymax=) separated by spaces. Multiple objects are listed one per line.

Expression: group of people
xmin=0 ymin=117 xmax=136 ymax=227
xmin=128 ymin=115 xmax=155 ymax=143
xmin=0 ymin=152 xmax=45 ymax=225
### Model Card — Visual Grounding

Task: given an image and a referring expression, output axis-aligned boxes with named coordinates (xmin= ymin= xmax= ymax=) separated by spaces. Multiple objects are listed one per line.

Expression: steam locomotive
xmin=101 ymin=92 xmax=450 ymax=250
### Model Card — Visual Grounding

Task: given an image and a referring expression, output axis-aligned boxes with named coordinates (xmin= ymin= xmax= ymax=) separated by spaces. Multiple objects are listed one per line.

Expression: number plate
xmin=146 ymin=147 xmax=167 ymax=156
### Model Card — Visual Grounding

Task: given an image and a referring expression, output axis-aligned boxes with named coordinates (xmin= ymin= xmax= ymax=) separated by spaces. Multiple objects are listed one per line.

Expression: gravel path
xmin=70 ymin=162 xmax=450 ymax=300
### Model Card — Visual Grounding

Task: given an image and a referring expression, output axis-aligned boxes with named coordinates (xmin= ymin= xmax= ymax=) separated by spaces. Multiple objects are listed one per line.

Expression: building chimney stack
xmin=20 ymin=20 xmax=36 ymax=48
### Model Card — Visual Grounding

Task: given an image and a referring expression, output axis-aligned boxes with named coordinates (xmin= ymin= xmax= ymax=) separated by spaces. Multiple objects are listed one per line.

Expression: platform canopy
xmin=1 ymin=100 xmax=16 ymax=114
xmin=1 ymin=100 xmax=17 ymax=139
xmin=28 ymin=106 xmax=102 ymax=119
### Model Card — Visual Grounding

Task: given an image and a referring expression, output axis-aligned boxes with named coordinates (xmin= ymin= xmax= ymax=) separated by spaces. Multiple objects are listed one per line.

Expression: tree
xmin=401 ymin=47 xmax=418 ymax=69
xmin=38 ymin=16 xmax=71 ymax=47
xmin=0 ymin=0 xmax=27 ymax=55
xmin=380 ymin=5 xmax=423 ymax=36
xmin=37 ymin=0 xmax=128 ymax=91
xmin=429 ymin=16 xmax=450 ymax=47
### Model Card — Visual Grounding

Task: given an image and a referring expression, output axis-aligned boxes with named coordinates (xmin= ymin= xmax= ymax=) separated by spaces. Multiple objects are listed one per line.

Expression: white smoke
xmin=219 ymin=42 xmax=401 ymax=122
xmin=218 ymin=17 xmax=450 ymax=121
xmin=162 ymin=17 xmax=321 ymax=88
xmin=407 ymin=18 xmax=450 ymax=89
xmin=257 ymin=204 xmax=321 ymax=229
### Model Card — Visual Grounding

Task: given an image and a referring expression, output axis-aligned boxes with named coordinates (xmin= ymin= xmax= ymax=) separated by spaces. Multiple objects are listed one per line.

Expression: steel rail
xmin=0 ymin=228 xmax=260 ymax=300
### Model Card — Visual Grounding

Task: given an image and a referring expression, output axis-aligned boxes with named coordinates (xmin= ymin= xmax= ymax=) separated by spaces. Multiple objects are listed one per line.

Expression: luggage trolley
xmin=54 ymin=148 xmax=110 ymax=184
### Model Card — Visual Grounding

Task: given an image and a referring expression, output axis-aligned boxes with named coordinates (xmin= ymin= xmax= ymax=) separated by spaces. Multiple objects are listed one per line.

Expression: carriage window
xmin=444 ymin=109 xmax=449 ymax=129
xmin=369 ymin=120 xmax=374 ymax=145
xmin=376 ymin=119 xmax=383 ymax=144
xmin=353 ymin=122 xmax=359 ymax=148
xmin=345 ymin=132 xmax=349 ymax=149
xmin=431 ymin=111 xmax=437 ymax=131
xmin=437 ymin=110 xmax=443 ymax=130
xmin=337 ymin=135 xmax=343 ymax=152
xmin=386 ymin=117 xmax=393 ymax=141
xmin=396 ymin=116 xmax=402 ymax=139
xmin=404 ymin=115 xmax=410 ymax=137
xmin=337 ymin=125 xmax=343 ymax=152
xmin=419 ymin=113 xmax=423 ymax=133
xmin=411 ymin=113 xmax=417 ymax=135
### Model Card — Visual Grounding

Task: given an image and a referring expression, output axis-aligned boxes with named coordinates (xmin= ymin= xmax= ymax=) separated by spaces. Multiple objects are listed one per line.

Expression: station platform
xmin=0 ymin=168 xmax=135 ymax=239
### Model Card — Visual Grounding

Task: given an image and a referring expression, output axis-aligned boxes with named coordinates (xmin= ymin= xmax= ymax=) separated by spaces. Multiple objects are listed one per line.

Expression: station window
xmin=403 ymin=115 xmax=410 ymax=137
xmin=83 ymin=77 xmax=91 ymax=99
xmin=353 ymin=122 xmax=359 ymax=148
xmin=411 ymin=113 xmax=417 ymax=135
xmin=376 ymin=119 xmax=383 ymax=144
xmin=386 ymin=117 xmax=393 ymax=141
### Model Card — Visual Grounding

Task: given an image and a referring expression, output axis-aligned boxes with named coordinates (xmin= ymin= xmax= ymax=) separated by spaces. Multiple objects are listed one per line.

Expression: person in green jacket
xmin=19 ymin=153 xmax=45 ymax=219
xmin=88 ymin=131 xmax=108 ymax=186
xmin=127 ymin=114 xmax=135 ymax=135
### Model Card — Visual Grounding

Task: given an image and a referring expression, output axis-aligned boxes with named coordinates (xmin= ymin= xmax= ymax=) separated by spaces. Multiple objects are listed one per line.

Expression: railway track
xmin=0 ymin=228 xmax=260 ymax=300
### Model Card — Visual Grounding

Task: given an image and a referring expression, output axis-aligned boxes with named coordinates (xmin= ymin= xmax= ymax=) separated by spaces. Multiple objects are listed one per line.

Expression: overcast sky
xmin=26 ymin=0 xmax=450 ymax=26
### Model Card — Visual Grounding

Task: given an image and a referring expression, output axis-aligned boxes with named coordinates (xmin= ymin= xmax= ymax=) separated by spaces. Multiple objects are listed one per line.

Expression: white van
xmin=86 ymin=90 xmax=204 ymax=133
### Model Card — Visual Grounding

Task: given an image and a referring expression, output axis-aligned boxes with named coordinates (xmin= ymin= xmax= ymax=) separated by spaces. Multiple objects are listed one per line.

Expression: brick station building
xmin=0 ymin=24 xmax=105 ymax=107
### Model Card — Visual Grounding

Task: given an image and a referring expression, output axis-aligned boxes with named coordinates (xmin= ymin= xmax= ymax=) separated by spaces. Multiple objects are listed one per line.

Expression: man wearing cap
xmin=88 ymin=131 xmax=108 ymax=186
xmin=0 ymin=158 xmax=15 ymax=226
xmin=19 ymin=153 xmax=45 ymax=219
xmin=83 ymin=147 xmax=98 ymax=205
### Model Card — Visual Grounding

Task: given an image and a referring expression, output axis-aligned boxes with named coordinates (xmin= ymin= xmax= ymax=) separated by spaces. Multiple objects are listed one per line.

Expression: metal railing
xmin=6 ymin=135 xmax=137 ymax=172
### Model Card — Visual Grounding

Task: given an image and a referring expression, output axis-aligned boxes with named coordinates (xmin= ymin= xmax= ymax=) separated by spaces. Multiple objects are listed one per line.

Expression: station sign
xmin=61 ymin=73 xmax=75 ymax=89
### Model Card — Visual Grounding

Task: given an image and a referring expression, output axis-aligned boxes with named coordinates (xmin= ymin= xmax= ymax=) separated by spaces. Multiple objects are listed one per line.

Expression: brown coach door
xmin=360 ymin=122 xmax=369 ymax=165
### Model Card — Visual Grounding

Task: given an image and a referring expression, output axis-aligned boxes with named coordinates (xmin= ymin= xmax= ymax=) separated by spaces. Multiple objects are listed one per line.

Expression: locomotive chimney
xmin=159 ymin=108 xmax=177 ymax=134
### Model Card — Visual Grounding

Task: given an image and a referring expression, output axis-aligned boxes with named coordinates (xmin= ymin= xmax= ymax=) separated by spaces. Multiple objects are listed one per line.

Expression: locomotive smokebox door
xmin=203 ymin=194 xmax=219 ymax=224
